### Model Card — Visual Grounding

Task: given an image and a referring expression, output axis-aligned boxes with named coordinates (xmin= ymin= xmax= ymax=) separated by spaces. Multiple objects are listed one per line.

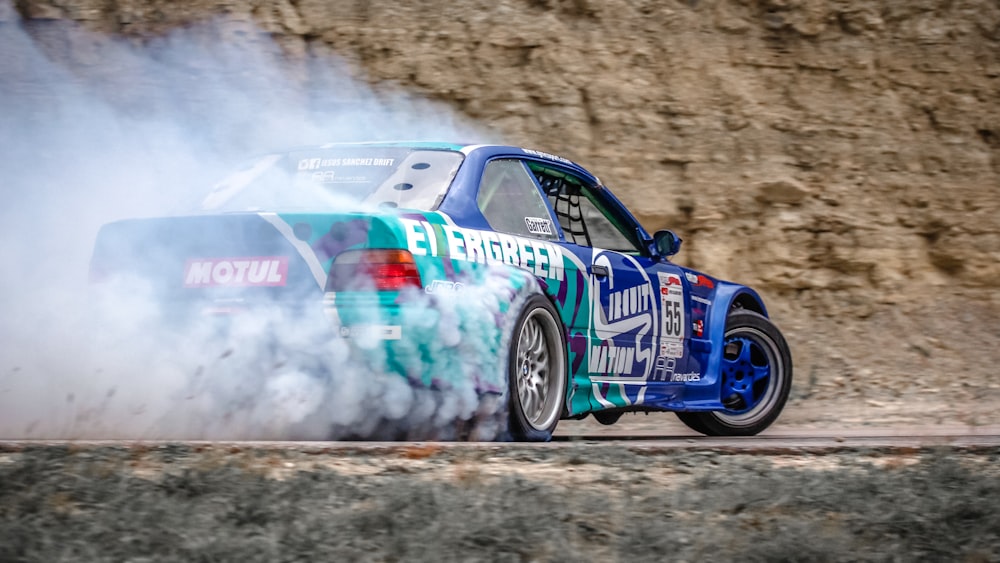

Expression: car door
xmin=530 ymin=162 xmax=694 ymax=409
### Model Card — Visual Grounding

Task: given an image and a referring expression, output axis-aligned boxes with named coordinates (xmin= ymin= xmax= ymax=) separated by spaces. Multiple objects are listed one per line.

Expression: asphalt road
xmin=3 ymin=425 xmax=998 ymax=453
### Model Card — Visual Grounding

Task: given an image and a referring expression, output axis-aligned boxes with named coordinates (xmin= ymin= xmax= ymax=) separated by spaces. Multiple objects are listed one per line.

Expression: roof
xmin=297 ymin=141 xmax=598 ymax=184
xmin=316 ymin=140 xmax=470 ymax=151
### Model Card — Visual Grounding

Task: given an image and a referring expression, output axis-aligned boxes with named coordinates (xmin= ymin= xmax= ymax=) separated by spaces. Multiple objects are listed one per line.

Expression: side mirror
xmin=653 ymin=230 xmax=682 ymax=257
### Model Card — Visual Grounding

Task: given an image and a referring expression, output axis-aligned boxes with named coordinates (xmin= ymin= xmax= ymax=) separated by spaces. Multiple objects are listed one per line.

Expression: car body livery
xmin=89 ymin=142 xmax=793 ymax=441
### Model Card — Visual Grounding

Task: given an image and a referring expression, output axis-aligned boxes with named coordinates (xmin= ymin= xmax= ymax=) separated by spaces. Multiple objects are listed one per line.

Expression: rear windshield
xmin=202 ymin=147 xmax=464 ymax=212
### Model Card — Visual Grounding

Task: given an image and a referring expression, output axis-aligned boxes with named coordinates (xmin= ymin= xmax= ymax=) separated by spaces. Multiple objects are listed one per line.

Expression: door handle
xmin=591 ymin=264 xmax=609 ymax=278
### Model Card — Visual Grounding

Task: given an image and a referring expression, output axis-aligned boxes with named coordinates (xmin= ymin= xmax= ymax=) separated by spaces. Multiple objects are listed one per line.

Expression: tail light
xmin=327 ymin=249 xmax=422 ymax=292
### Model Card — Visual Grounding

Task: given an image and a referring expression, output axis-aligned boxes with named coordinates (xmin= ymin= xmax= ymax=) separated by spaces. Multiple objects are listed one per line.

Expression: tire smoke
xmin=0 ymin=6 xmax=510 ymax=440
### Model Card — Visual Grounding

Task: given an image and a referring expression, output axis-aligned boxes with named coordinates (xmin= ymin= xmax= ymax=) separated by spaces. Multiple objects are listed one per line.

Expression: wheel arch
xmin=707 ymin=282 xmax=769 ymax=343
xmin=684 ymin=282 xmax=770 ymax=409
xmin=723 ymin=286 xmax=767 ymax=317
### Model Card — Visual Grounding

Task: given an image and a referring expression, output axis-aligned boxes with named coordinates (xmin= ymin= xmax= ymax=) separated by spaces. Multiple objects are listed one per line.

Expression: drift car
xmin=89 ymin=142 xmax=792 ymax=441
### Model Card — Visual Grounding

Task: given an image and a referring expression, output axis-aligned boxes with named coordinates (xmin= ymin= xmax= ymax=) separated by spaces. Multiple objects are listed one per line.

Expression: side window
xmin=477 ymin=159 xmax=559 ymax=239
xmin=531 ymin=164 xmax=643 ymax=254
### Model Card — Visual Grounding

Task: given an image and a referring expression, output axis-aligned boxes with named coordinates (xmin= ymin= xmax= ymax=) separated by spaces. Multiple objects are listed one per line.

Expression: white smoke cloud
xmin=0 ymin=6 xmax=512 ymax=440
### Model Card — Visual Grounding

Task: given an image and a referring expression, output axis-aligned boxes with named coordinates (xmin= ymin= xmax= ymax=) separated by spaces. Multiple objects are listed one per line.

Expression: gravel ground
xmin=2 ymin=443 xmax=999 ymax=562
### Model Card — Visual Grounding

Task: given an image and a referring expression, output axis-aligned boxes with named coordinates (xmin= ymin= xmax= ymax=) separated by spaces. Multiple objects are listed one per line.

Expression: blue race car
xmin=89 ymin=142 xmax=792 ymax=441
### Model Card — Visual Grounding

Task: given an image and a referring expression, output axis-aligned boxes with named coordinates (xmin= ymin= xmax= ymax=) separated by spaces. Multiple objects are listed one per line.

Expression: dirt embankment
xmin=3 ymin=0 xmax=999 ymax=421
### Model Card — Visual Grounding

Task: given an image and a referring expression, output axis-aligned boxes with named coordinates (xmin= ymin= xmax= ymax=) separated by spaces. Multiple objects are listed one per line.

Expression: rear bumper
xmin=324 ymin=290 xmax=506 ymax=394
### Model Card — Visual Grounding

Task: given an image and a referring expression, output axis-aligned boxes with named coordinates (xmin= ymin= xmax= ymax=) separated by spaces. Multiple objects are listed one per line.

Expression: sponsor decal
xmin=691 ymin=295 xmax=712 ymax=306
xmin=607 ymin=284 xmax=652 ymax=323
xmin=651 ymin=355 xmax=676 ymax=382
xmin=183 ymin=257 xmax=288 ymax=288
xmin=338 ymin=324 xmax=402 ymax=340
xmin=651 ymin=356 xmax=701 ymax=383
xmin=311 ymin=170 xmax=338 ymax=184
xmin=658 ymin=272 xmax=685 ymax=339
xmin=522 ymin=148 xmax=573 ymax=164
xmin=199 ymin=306 xmax=245 ymax=316
xmin=588 ymin=341 xmax=636 ymax=374
xmin=660 ymin=339 xmax=683 ymax=359
xmin=671 ymin=372 xmax=701 ymax=383
xmin=425 ymin=280 xmax=464 ymax=294
xmin=693 ymin=319 xmax=704 ymax=337
xmin=684 ymin=271 xmax=715 ymax=288
xmin=400 ymin=218 xmax=566 ymax=281
xmin=653 ymin=271 xmax=686 ymax=377
xmin=524 ymin=217 xmax=554 ymax=236
xmin=297 ymin=157 xmax=396 ymax=170
xmin=589 ymin=251 xmax=656 ymax=377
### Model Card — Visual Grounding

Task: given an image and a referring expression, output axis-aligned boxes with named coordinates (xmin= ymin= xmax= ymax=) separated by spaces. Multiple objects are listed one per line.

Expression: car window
xmin=477 ymin=159 xmax=559 ymax=240
xmin=530 ymin=163 xmax=643 ymax=254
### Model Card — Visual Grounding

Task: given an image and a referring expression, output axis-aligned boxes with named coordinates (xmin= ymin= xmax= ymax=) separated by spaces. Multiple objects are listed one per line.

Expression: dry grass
xmin=0 ymin=445 xmax=998 ymax=562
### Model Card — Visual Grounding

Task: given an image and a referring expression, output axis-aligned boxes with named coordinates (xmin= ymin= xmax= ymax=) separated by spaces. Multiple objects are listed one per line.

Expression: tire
xmin=592 ymin=411 xmax=622 ymax=426
xmin=506 ymin=294 xmax=567 ymax=442
xmin=677 ymin=310 xmax=792 ymax=436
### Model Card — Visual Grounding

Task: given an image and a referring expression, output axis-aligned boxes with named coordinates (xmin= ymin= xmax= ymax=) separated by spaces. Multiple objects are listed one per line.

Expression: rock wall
xmin=11 ymin=0 xmax=998 ymax=299
xmin=3 ymin=0 xmax=999 ymax=399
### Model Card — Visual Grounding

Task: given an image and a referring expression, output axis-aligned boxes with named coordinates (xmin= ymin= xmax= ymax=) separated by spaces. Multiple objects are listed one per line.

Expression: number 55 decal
xmin=658 ymin=272 xmax=685 ymax=340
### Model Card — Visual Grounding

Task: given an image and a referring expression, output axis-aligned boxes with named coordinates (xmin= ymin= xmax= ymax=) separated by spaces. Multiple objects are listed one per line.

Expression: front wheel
xmin=677 ymin=310 xmax=792 ymax=436
xmin=507 ymin=294 xmax=567 ymax=442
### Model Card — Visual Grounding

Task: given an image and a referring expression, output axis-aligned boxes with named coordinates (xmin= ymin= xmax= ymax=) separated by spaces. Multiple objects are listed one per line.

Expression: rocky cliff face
xmin=3 ymin=0 xmax=998 ymax=408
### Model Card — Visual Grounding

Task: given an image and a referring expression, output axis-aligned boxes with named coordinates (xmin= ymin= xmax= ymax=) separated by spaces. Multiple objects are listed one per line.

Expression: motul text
xmin=183 ymin=257 xmax=289 ymax=287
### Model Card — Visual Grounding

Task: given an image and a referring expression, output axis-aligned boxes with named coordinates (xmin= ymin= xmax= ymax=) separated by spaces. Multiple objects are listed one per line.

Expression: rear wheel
xmin=507 ymin=294 xmax=567 ymax=441
xmin=677 ymin=310 xmax=792 ymax=436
